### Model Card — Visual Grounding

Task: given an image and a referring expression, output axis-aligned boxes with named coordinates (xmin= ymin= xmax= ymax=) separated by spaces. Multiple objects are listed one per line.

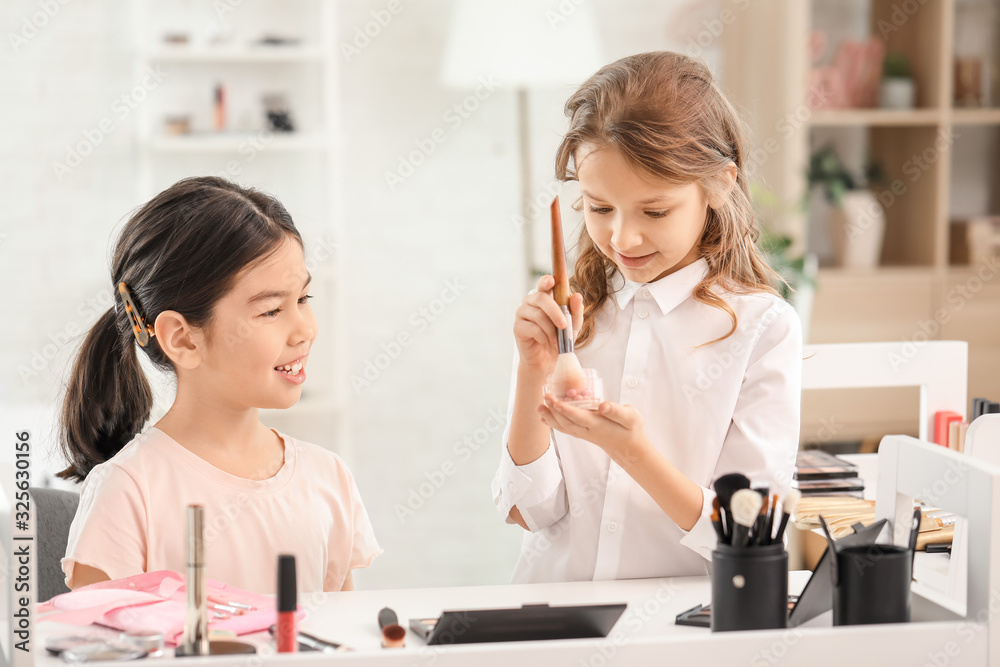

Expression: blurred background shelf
xmin=810 ymin=109 xmax=944 ymax=126
xmin=144 ymin=46 xmax=325 ymax=63
xmin=723 ymin=0 xmax=1000 ymax=450
xmin=149 ymin=133 xmax=329 ymax=152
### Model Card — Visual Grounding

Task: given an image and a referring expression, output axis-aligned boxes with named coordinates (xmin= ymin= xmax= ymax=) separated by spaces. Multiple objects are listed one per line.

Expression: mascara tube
xmin=182 ymin=505 xmax=209 ymax=656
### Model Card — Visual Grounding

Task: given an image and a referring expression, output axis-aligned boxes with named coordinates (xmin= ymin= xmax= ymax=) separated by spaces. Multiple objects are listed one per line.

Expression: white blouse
xmin=492 ymin=258 xmax=802 ymax=584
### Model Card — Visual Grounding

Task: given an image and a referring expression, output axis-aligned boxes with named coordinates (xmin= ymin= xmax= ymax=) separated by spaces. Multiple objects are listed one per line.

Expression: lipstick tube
xmin=276 ymin=555 xmax=297 ymax=653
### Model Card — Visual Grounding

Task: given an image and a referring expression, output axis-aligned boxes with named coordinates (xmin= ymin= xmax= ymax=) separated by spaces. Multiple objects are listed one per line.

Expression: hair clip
xmin=118 ymin=282 xmax=155 ymax=347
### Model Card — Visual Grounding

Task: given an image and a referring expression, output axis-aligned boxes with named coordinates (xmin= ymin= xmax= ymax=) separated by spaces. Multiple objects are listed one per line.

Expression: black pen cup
xmin=833 ymin=544 xmax=911 ymax=625
xmin=711 ymin=543 xmax=788 ymax=632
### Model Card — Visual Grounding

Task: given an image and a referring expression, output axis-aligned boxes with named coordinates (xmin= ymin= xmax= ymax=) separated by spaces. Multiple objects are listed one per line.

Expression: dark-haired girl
xmin=60 ymin=176 xmax=380 ymax=594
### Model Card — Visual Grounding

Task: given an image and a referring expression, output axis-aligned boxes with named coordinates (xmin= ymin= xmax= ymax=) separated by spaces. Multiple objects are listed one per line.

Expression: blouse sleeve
xmin=324 ymin=464 xmax=382 ymax=591
xmin=679 ymin=299 xmax=803 ymax=560
xmin=62 ymin=463 xmax=148 ymax=588
xmin=491 ymin=347 xmax=569 ymax=532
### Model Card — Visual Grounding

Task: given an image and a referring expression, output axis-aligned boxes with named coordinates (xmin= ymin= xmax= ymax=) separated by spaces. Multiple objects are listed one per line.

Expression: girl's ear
xmin=707 ymin=161 xmax=739 ymax=210
xmin=154 ymin=310 xmax=203 ymax=370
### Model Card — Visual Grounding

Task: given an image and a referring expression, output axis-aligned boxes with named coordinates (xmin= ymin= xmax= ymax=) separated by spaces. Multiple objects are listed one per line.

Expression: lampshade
xmin=440 ymin=0 xmax=606 ymax=89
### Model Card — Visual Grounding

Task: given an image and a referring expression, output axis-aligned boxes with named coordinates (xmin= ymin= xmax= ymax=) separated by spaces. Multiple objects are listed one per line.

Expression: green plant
xmin=883 ymin=52 xmax=912 ymax=79
xmin=751 ymin=183 xmax=814 ymax=302
xmin=806 ymin=145 xmax=885 ymax=206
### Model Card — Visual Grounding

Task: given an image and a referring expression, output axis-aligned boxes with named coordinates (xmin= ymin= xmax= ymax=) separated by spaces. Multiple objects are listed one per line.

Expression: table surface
xmin=32 ymin=569 xmax=989 ymax=667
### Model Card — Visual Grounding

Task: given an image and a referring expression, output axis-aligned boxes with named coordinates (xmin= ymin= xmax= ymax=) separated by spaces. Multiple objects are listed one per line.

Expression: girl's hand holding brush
xmin=512 ymin=275 xmax=584 ymax=375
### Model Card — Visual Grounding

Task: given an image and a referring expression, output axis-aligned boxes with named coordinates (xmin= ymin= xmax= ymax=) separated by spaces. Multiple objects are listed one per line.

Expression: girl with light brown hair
xmin=493 ymin=52 xmax=802 ymax=583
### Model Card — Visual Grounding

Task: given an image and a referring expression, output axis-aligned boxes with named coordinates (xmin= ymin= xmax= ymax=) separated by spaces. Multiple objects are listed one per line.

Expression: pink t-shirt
xmin=62 ymin=427 xmax=381 ymax=594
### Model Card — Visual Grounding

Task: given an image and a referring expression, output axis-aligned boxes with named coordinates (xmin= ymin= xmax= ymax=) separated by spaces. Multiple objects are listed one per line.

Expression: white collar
xmin=610 ymin=258 xmax=710 ymax=315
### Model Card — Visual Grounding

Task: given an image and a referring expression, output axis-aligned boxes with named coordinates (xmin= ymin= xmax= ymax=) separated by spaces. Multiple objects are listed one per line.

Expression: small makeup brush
xmin=772 ymin=489 xmax=802 ymax=545
xmin=549 ymin=196 xmax=587 ymax=391
xmin=751 ymin=485 xmax=769 ymax=544
xmin=730 ymin=488 xmax=763 ymax=548
xmin=711 ymin=497 xmax=727 ymax=543
xmin=761 ymin=493 xmax=779 ymax=546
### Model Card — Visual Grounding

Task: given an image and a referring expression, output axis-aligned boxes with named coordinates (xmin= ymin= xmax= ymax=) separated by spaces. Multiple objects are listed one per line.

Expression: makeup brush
xmin=761 ymin=493 xmax=779 ymax=546
xmin=549 ymin=196 xmax=587 ymax=392
xmin=378 ymin=607 xmax=406 ymax=649
xmin=772 ymin=489 xmax=802 ymax=545
xmin=711 ymin=497 xmax=727 ymax=543
xmin=729 ymin=488 xmax=763 ymax=548
xmin=751 ymin=485 xmax=769 ymax=545
xmin=712 ymin=473 xmax=751 ymax=536
xmin=908 ymin=508 xmax=922 ymax=570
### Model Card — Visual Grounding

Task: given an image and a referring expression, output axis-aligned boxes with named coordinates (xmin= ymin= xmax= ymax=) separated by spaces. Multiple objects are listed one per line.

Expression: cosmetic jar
xmin=544 ymin=368 xmax=604 ymax=410
xmin=711 ymin=543 xmax=788 ymax=632
xmin=60 ymin=640 xmax=147 ymax=663
xmin=120 ymin=630 xmax=164 ymax=657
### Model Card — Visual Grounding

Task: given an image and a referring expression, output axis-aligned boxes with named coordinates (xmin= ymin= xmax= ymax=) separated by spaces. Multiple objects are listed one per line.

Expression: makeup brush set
xmin=705 ymin=474 xmax=794 ymax=632
xmin=710 ymin=473 xmax=800 ymax=549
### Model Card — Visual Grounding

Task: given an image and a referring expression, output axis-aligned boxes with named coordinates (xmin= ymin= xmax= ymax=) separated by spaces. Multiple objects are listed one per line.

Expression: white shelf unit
xmin=131 ymin=1 xmax=350 ymax=460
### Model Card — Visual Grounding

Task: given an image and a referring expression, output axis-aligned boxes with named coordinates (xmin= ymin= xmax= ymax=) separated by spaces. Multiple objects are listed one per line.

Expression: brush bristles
xmin=731 ymin=488 xmax=763 ymax=528
xmin=783 ymin=489 xmax=802 ymax=515
xmin=713 ymin=473 xmax=751 ymax=508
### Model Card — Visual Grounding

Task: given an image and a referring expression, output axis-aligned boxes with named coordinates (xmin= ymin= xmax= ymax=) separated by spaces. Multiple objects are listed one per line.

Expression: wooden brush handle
xmin=550 ymin=196 xmax=570 ymax=307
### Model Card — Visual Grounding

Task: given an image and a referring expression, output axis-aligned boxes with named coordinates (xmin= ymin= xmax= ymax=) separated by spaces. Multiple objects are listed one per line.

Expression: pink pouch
xmin=38 ymin=570 xmax=302 ymax=646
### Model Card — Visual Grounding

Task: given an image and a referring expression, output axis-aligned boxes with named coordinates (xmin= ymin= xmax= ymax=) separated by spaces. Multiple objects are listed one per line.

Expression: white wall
xmin=0 ymin=0 xmax=722 ymax=589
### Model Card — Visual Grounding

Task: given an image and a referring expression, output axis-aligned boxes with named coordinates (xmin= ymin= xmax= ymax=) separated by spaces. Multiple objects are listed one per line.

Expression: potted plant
xmin=807 ymin=145 xmax=886 ymax=269
xmin=880 ymin=52 xmax=916 ymax=109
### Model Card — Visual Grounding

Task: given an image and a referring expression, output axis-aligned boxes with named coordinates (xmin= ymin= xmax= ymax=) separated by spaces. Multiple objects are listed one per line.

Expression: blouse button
xmin=637 ymin=309 xmax=649 ymax=319
xmin=509 ymin=483 xmax=519 ymax=494
xmin=639 ymin=288 xmax=651 ymax=299
xmin=626 ymin=377 xmax=639 ymax=389
xmin=607 ymin=521 xmax=619 ymax=533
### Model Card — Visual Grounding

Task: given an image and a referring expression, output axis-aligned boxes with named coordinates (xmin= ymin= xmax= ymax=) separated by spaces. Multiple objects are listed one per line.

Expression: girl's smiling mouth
xmin=614 ymin=250 xmax=658 ymax=268
xmin=274 ymin=355 xmax=307 ymax=384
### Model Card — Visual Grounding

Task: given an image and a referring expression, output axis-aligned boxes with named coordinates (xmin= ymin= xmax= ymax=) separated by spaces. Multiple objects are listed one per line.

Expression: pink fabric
xmin=62 ymin=427 xmax=381 ymax=594
xmin=38 ymin=570 xmax=300 ymax=646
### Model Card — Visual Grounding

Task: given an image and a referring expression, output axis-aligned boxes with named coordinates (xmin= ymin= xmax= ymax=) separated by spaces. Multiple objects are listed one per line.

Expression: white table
xmin=34 ymin=572 xmax=987 ymax=666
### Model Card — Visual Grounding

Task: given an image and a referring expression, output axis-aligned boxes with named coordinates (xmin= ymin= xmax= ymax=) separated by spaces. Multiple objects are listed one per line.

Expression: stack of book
xmin=792 ymin=449 xmax=864 ymax=498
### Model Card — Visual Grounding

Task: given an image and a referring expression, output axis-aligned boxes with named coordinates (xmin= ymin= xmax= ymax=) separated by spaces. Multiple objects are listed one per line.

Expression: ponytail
xmin=58 ymin=307 xmax=153 ymax=483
